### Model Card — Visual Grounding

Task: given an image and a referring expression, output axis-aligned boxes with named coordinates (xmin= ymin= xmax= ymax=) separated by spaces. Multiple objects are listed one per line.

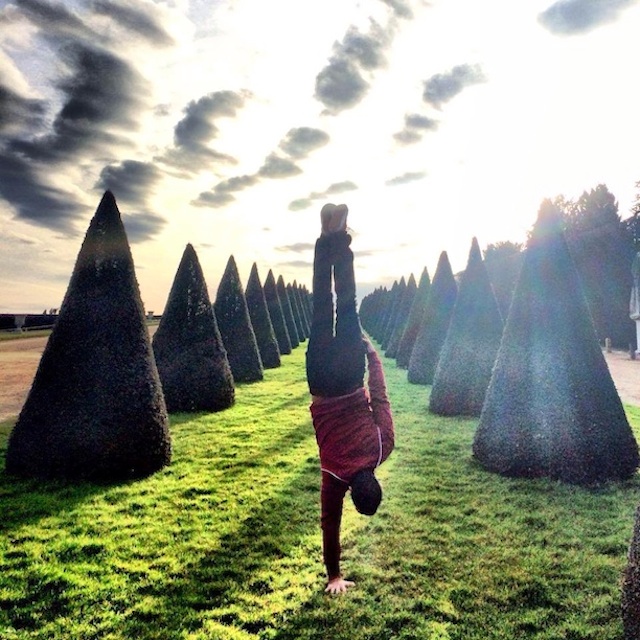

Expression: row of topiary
xmin=5 ymin=191 xmax=311 ymax=483
xmin=361 ymin=199 xmax=640 ymax=637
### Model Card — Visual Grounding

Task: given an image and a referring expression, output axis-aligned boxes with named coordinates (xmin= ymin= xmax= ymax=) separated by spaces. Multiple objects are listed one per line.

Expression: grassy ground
xmin=1 ymin=345 xmax=639 ymax=639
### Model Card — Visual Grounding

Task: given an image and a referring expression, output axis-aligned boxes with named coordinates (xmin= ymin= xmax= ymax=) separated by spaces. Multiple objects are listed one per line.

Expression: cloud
xmin=16 ymin=0 xmax=94 ymax=39
xmin=0 ymin=152 xmax=83 ymax=233
xmin=385 ymin=171 xmax=427 ymax=186
xmin=122 ymin=211 xmax=167 ymax=244
xmin=381 ymin=0 xmax=415 ymax=19
xmin=9 ymin=41 xmax=147 ymax=162
xmin=92 ymin=0 xmax=175 ymax=46
xmin=258 ymin=154 xmax=302 ymax=179
xmin=538 ymin=0 xmax=640 ymax=35
xmin=288 ymin=180 xmax=358 ymax=211
xmin=278 ymin=127 xmax=330 ymax=159
xmin=276 ymin=242 xmax=315 ymax=253
xmin=314 ymin=21 xmax=391 ymax=113
xmin=159 ymin=90 xmax=247 ymax=172
xmin=191 ymin=174 xmax=258 ymax=208
xmin=95 ymin=160 xmax=162 ymax=207
xmin=0 ymin=84 xmax=46 ymax=134
xmin=422 ymin=63 xmax=487 ymax=109
xmin=393 ymin=113 xmax=439 ymax=145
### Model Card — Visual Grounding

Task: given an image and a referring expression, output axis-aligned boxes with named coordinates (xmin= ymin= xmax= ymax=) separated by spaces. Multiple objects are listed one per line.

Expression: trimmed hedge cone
xmin=6 ymin=191 xmax=171 ymax=481
xmin=396 ymin=267 xmax=430 ymax=369
xmin=264 ymin=269 xmax=292 ymax=355
xmin=214 ymin=255 xmax=264 ymax=383
xmin=245 ymin=262 xmax=281 ymax=369
xmin=429 ymin=238 xmax=504 ymax=417
xmin=407 ymin=251 xmax=458 ymax=385
xmin=152 ymin=244 xmax=235 ymax=412
xmin=472 ymin=200 xmax=639 ymax=485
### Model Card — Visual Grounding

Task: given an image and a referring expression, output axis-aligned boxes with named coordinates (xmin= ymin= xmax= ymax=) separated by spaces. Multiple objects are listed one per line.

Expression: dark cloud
xmin=159 ymin=91 xmax=246 ymax=172
xmin=393 ymin=113 xmax=439 ymax=145
xmin=288 ymin=180 xmax=358 ymax=211
xmin=258 ymin=154 xmax=302 ymax=179
xmin=95 ymin=160 xmax=161 ymax=207
xmin=9 ymin=41 xmax=146 ymax=162
xmin=92 ymin=0 xmax=174 ymax=46
xmin=191 ymin=174 xmax=258 ymax=208
xmin=174 ymin=91 xmax=245 ymax=149
xmin=0 ymin=84 xmax=47 ymax=133
xmin=16 ymin=0 xmax=93 ymax=39
xmin=381 ymin=0 xmax=414 ymax=19
xmin=386 ymin=171 xmax=426 ymax=186
xmin=314 ymin=22 xmax=391 ymax=113
xmin=279 ymin=127 xmax=330 ymax=158
xmin=538 ymin=0 xmax=638 ymax=35
xmin=122 ymin=211 xmax=167 ymax=243
xmin=0 ymin=151 xmax=83 ymax=233
xmin=423 ymin=63 xmax=486 ymax=108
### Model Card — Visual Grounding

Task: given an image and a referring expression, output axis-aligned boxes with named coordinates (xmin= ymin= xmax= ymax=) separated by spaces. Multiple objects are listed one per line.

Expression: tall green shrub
xmin=5 ymin=191 xmax=171 ymax=480
xmin=277 ymin=275 xmax=300 ymax=348
xmin=429 ymin=238 xmax=504 ymax=416
xmin=152 ymin=244 xmax=235 ymax=412
xmin=264 ymin=269 xmax=292 ymax=355
xmin=407 ymin=251 xmax=458 ymax=385
xmin=472 ymin=200 xmax=639 ymax=484
xmin=386 ymin=273 xmax=417 ymax=359
xmin=246 ymin=263 xmax=281 ymax=369
xmin=214 ymin=256 xmax=264 ymax=382
xmin=396 ymin=267 xmax=430 ymax=368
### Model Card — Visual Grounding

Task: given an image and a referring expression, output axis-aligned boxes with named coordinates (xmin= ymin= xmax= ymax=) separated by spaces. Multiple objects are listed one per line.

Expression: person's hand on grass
xmin=325 ymin=577 xmax=355 ymax=595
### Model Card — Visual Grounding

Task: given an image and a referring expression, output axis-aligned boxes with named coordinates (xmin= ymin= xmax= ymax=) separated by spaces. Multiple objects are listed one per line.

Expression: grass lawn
xmin=1 ymin=345 xmax=639 ymax=639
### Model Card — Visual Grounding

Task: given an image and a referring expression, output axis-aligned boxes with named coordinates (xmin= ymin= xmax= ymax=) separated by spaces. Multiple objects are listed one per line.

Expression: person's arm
xmin=364 ymin=339 xmax=395 ymax=459
xmin=321 ymin=472 xmax=353 ymax=593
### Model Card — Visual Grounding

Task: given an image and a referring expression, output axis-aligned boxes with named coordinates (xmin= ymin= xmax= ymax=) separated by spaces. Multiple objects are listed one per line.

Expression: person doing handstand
xmin=306 ymin=203 xmax=395 ymax=595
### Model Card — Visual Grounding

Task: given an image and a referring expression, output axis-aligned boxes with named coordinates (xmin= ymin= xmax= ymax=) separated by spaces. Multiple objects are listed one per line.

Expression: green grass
xmin=1 ymin=346 xmax=640 ymax=639
xmin=0 ymin=331 xmax=52 ymax=342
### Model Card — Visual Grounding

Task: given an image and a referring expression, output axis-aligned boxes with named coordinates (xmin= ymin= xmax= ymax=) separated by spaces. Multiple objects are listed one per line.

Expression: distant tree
xmin=381 ymin=277 xmax=406 ymax=350
xmin=385 ymin=273 xmax=417 ymax=359
xmin=287 ymin=282 xmax=306 ymax=342
xmin=152 ymin=244 xmax=235 ymax=412
xmin=360 ymin=286 xmax=390 ymax=342
xmin=214 ymin=255 xmax=263 ymax=382
xmin=623 ymin=505 xmax=640 ymax=639
xmin=483 ymin=241 xmax=523 ymax=319
xmin=396 ymin=267 xmax=430 ymax=368
xmin=245 ymin=263 xmax=281 ymax=369
xmin=6 ymin=191 xmax=171 ymax=480
xmin=408 ymin=251 xmax=458 ymax=385
xmin=473 ymin=199 xmax=639 ymax=484
xmin=556 ymin=184 xmax=636 ymax=348
xmin=429 ymin=238 xmax=504 ymax=416
xmin=264 ymin=270 xmax=292 ymax=355
xmin=277 ymin=275 xmax=300 ymax=348
xmin=292 ymin=281 xmax=311 ymax=337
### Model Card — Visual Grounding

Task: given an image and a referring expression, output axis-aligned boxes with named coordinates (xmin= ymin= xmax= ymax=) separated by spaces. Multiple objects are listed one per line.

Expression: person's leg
xmin=333 ymin=233 xmax=366 ymax=393
xmin=306 ymin=235 xmax=336 ymax=395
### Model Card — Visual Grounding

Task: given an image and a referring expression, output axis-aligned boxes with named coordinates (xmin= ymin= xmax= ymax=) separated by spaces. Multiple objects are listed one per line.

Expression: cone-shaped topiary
xmin=5 ymin=191 xmax=171 ymax=480
xmin=264 ymin=269 xmax=292 ymax=355
xmin=623 ymin=505 xmax=640 ymax=639
xmin=292 ymin=280 xmax=311 ymax=337
xmin=246 ymin=262 xmax=281 ymax=369
xmin=287 ymin=282 xmax=306 ymax=342
xmin=396 ymin=267 xmax=431 ymax=368
xmin=386 ymin=273 xmax=417 ymax=359
xmin=382 ymin=277 xmax=406 ymax=350
xmin=429 ymin=238 xmax=504 ymax=416
xmin=214 ymin=255 xmax=264 ymax=382
xmin=152 ymin=244 xmax=235 ymax=412
xmin=408 ymin=251 xmax=458 ymax=385
xmin=277 ymin=274 xmax=300 ymax=348
xmin=473 ymin=200 xmax=639 ymax=484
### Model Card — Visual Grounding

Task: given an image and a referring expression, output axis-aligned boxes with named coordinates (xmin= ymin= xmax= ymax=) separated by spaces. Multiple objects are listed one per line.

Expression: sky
xmin=2 ymin=0 xmax=640 ymax=314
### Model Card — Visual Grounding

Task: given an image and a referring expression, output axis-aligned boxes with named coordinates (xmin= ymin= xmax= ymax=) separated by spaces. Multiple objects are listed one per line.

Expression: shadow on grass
xmin=120 ymin=456 xmax=323 ymax=639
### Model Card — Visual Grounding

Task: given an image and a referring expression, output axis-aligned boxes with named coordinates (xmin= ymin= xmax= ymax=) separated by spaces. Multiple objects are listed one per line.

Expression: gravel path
xmin=1 ymin=335 xmax=639 ymax=423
